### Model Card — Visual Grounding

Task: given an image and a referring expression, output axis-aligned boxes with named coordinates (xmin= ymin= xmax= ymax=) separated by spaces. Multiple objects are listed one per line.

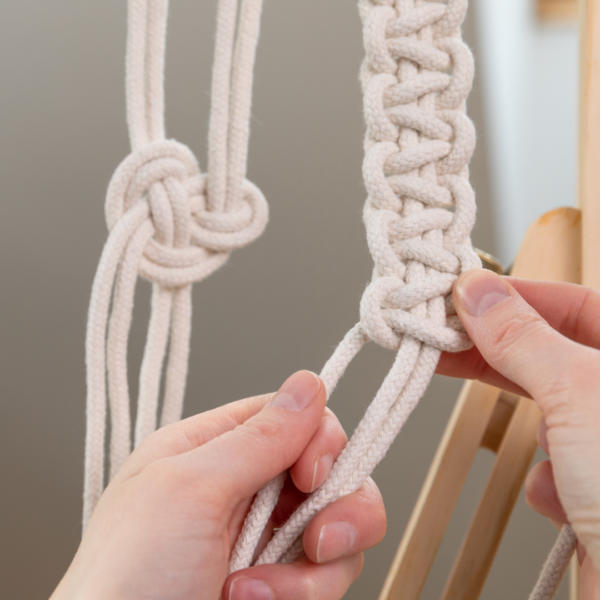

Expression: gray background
xmin=0 ymin=1 xmax=565 ymax=598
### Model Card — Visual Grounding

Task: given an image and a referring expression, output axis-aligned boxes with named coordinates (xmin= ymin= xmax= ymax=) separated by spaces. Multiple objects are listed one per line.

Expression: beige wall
xmin=0 ymin=1 xmax=565 ymax=598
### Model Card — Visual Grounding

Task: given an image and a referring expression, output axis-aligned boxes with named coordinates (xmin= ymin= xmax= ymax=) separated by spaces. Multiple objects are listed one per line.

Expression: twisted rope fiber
xmin=229 ymin=3 xmax=577 ymax=597
xmin=83 ymin=0 xmax=267 ymax=527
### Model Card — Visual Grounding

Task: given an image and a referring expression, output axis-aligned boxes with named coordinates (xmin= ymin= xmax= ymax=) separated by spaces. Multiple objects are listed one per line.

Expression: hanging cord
xmin=229 ymin=3 xmax=577 ymax=597
xmin=83 ymin=0 xmax=268 ymax=528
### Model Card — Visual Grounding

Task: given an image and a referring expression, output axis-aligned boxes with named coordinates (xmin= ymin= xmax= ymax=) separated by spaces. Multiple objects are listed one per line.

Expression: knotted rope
xmin=228 ymin=3 xmax=577 ymax=597
xmin=83 ymin=0 xmax=267 ymax=527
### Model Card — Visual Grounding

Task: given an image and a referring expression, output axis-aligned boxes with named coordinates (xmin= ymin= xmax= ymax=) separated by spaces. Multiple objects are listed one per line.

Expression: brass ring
xmin=474 ymin=248 xmax=504 ymax=275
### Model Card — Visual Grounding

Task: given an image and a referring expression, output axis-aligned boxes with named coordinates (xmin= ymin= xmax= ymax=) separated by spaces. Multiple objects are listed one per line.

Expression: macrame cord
xmin=83 ymin=0 xmax=577 ymax=598
xmin=83 ymin=0 xmax=267 ymax=527
xmin=228 ymin=2 xmax=578 ymax=597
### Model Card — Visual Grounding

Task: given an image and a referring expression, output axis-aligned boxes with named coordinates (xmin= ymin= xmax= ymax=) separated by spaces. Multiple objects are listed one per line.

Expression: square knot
xmin=359 ymin=275 xmax=472 ymax=352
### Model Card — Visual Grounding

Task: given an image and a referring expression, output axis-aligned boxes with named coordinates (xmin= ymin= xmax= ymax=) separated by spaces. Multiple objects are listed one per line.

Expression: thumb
xmin=453 ymin=269 xmax=593 ymax=409
xmin=177 ymin=370 xmax=326 ymax=502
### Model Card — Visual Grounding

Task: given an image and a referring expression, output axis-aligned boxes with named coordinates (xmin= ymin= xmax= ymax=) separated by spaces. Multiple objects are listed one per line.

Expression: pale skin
xmin=51 ymin=268 xmax=600 ymax=599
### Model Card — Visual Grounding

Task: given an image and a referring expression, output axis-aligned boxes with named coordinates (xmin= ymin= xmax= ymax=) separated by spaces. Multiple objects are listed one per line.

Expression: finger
xmin=223 ymin=555 xmax=363 ymax=600
xmin=289 ymin=408 xmax=348 ymax=493
xmin=452 ymin=269 xmax=598 ymax=406
xmin=436 ymin=347 xmax=528 ymax=397
xmin=302 ymin=478 xmax=386 ymax=564
xmin=174 ymin=371 xmax=327 ymax=502
xmin=437 ymin=277 xmax=600 ymax=387
xmin=525 ymin=461 xmax=568 ymax=523
xmin=116 ymin=393 xmax=273 ymax=481
xmin=504 ymin=278 xmax=600 ymax=350
xmin=580 ymin=553 xmax=600 ymax=598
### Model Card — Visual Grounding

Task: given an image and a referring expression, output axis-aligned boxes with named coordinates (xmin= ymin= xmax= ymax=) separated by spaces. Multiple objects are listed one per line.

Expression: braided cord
xmin=83 ymin=0 xmax=267 ymax=528
xmin=529 ymin=525 xmax=577 ymax=600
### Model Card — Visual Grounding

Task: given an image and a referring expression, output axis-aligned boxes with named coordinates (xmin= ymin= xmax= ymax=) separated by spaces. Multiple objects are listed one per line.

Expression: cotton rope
xmin=83 ymin=0 xmax=268 ymax=528
xmin=227 ymin=1 xmax=579 ymax=596
xmin=82 ymin=0 xmax=577 ymax=596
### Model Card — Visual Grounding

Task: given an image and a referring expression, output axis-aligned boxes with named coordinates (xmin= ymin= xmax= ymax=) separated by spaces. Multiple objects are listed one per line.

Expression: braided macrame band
xmin=83 ymin=0 xmax=267 ymax=527
xmin=228 ymin=3 xmax=577 ymax=598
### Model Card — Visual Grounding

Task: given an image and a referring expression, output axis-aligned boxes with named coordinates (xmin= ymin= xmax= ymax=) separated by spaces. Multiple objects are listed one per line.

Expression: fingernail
xmin=316 ymin=521 xmax=357 ymax=563
xmin=229 ymin=578 xmax=274 ymax=600
xmin=455 ymin=269 xmax=510 ymax=317
xmin=269 ymin=371 xmax=320 ymax=411
xmin=311 ymin=454 xmax=334 ymax=492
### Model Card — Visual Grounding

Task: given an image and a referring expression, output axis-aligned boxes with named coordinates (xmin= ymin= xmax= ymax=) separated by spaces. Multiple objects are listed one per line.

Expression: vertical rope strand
xmin=84 ymin=0 xmax=267 ymax=529
xmin=207 ymin=0 xmax=239 ymax=212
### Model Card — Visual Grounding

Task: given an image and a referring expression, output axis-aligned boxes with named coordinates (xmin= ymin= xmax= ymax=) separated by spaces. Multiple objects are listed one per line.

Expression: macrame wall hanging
xmin=83 ymin=0 xmax=576 ymax=597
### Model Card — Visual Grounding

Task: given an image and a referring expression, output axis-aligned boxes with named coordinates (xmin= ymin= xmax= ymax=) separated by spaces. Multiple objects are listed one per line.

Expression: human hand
xmin=50 ymin=371 xmax=386 ymax=600
xmin=438 ymin=268 xmax=600 ymax=598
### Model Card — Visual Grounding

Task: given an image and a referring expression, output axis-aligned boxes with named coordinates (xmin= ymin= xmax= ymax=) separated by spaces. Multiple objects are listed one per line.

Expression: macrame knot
xmin=105 ymin=139 xmax=269 ymax=288
xmin=359 ymin=275 xmax=471 ymax=352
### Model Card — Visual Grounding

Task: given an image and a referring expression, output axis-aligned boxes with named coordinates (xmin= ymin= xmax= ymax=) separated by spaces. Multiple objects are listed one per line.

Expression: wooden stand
xmin=380 ymin=0 xmax=600 ymax=596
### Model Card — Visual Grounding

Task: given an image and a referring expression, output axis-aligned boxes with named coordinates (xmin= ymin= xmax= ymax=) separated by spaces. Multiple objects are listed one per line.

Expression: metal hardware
xmin=474 ymin=248 xmax=504 ymax=275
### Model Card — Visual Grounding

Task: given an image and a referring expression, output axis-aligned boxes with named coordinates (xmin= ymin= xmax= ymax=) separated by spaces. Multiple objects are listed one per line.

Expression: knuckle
xmin=538 ymin=348 xmax=600 ymax=416
xmin=235 ymin=414 xmax=294 ymax=461
xmin=240 ymin=414 xmax=287 ymax=444
xmin=486 ymin=310 xmax=546 ymax=361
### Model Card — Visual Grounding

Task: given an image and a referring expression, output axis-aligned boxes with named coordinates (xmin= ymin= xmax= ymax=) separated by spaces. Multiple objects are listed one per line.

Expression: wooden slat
xmin=440 ymin=394 xmax=542 ymax=600
xmin=511 ymin=207 xmax=581 ymax=283
xmin=378 ymin=380 xmax=501 ymax=600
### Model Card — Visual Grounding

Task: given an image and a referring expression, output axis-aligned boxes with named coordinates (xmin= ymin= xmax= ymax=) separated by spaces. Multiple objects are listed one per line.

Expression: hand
xmin=438 ymin=268 xmax=600 ymax=598
xmin=50 ymin=371 xmax=386 ymax=600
